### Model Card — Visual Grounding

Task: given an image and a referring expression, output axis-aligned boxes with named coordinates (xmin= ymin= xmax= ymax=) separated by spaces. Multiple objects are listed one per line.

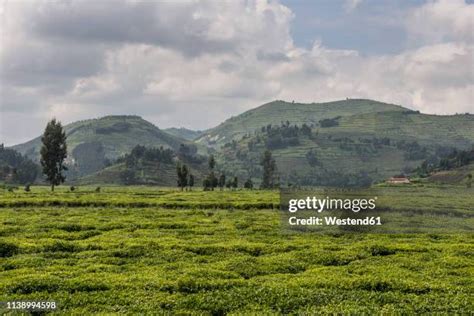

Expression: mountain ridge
xmin=195 ymin=99 xmax=414 ymax=147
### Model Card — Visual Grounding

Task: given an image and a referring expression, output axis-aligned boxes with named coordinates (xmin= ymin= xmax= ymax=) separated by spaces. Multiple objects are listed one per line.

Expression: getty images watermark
xmin=280 ymin=189 xmax=473 ymax=234
xmin=287 ymin=195 xmax=380 ymax=227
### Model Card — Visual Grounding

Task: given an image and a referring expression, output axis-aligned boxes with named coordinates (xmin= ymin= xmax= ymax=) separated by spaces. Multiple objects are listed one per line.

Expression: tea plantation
xmin=0 ymin=186 xmax=473 ymax=314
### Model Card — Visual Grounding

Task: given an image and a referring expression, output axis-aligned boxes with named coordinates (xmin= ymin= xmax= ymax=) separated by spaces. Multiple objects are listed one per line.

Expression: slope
xmin=164 ymin=127 xmax=202 ymax=141
xmin=12 ymin=115 xmax=189 ymax=177
xmin=213 ymin=105 xmax=474 ymax=187
xmin=196 ymin=99 xmax=409 ymax=147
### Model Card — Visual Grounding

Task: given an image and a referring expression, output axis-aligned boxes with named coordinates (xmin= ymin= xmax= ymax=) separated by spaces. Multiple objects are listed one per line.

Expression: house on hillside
xmin=386 ymin=175 xmax=411 ymax=184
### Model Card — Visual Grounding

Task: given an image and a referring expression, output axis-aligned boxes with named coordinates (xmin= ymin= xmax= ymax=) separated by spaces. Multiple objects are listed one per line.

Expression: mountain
xmin=196 ymin=99 xmax=410 ymax=147
xmin=8 ymin=100 xmax=474 ymax=187
xmin=164 ymin=127 xmax=202 ymax=141
xmin=12 ymin=115 xmax=189 ymax=177
xmin=207 ymin=99 xmax=474 ymax=186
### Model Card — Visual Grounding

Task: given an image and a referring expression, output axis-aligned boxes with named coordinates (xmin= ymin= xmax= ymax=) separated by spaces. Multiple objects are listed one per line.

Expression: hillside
xmin=9 ymin=100 xmax=473 ymax=187
xmin=77 ymin=144 xmax=208 ymax=186
xmin=211 ymin=101 xmax=474 ymax=187
xmin=196 ymin=99 xmax=409 ymax=147
xmin=0 ymin=146 xmax=39 ymax=184
xmin=77 ymin=160 xmax=207 ymax=186
xmin=12 ymin=115 xmax=188 ymax=177
xmin=164 ymin=127 xmax=202 ymax=141
xmin=427 ymin=163 xmax=474 ymax=185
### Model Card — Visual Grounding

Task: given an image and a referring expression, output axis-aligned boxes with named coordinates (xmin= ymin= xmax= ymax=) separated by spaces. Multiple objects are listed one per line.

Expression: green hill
xmin=9 ymin=100 xmax=473 ymax=187
xmin=164 ymin=127 xmax=202 ymax=141
xmin=196 ymin=99 xmax=410 ymax=147
xmin=12 ymin=115 xmax=189 ymax=177
xmin=77 ymin=160 xmax=207 ymax=186
xmin=77 ymin=144 xmax=208 ymax=186
xmin=209 ymin=100 xmax=474 ymax=186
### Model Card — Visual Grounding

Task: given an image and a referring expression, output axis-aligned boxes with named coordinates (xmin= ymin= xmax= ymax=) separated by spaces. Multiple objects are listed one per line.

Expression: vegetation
xmin=414 ymin=148 xmax=474 ymax=179
xmin=8 ymin=100 xmax=473 ymax=187
xmin=164 ymin=127 xmax=202 ymax=141
xmin=203 ymin=155 xmax=218 ymax=191
xmin=176 ymin=162 xmax=189 ymax=191
xmin=0 ymin=186 xmax=472 ymax=314
xmin=40 ymin=119 xmax=68 ymax=191
xmin=0 ymin=145 xmax=38 ymax=184
xmin=260 ymin=150 xmax=277 ymax=189
xmin=319 ymin=117 xmax=340 ymax=128
xmin=12 ymin=115 xmax=192 ymax=178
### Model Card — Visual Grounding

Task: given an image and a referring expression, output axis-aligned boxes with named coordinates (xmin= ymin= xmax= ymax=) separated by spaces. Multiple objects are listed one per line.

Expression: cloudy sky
xmin=1 ymin=0 xmax=473 ymax=145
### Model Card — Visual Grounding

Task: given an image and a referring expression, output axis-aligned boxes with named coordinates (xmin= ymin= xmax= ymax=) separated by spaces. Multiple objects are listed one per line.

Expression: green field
xmin=1 ymin=187 xmax=473 ymax=314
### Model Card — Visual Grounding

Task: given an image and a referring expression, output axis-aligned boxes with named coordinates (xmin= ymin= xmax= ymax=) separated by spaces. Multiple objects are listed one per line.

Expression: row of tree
xmin=175 ymin=150 xmax=277 ymax=191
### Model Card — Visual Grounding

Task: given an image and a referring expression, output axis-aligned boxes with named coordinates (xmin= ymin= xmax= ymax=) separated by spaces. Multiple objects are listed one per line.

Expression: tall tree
xmin=208 ymin=155 xmax=216 ymax=170
xmin=244 ymin=178 xmax=253 ymax=190
xmin=176 ymin=162 xmax=189 ymax=191
xmin=232 ymin=176 xmax=238 ymax=190
xmin=189 ymin=174 xmax=194 ymax=191
xmin=260 ymin=150 xmax=277 ymax=189
xmin=40 ymin=119 xmax=67 ymax=191
xmin=218 ymin=173 xmax=226 ymax=191
xmin=205 ymin=154 xmax=218 ymax=190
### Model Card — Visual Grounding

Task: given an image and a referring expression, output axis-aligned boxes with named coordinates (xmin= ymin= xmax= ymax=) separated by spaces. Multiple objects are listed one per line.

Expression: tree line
xmin=175 ymin=150 xmax=278 ymax=191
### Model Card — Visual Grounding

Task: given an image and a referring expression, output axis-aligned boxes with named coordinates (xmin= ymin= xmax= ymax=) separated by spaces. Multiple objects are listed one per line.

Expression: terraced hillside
xmin=12 ymin=116 xmax=188 ymax=177
xmin=196 ymin=99 xmax=409 ymax=147
xmin=212 ymin=101 xmax=473 ymax=186
xmin=164 ymin=127 xmax=202 ymax=141
xmin=78 ymin=159 xmax=207 ymax=186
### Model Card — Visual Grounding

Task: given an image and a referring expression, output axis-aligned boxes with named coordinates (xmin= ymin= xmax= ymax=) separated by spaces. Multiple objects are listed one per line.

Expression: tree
xmin=244 ymin=178 xmax=253 ymax=190
xmin=189 ymin=174 xmax=194 ymax=191
xmin=176 ymin=162 xmax=188 ymax=190
xmin=208 ymin=155 xmax=216 ymax=170
xmin=218 ymin=173 xmax=226 ymax=190
xmin=261 ymin=150 xmax=277 ymax=189
xmin=232 ymin=176 xmax=238 ymax=190
xmin=40 ymin=119 xmax=67 ymax=191
xmin=204 ymin=155 xmax=218 ymax=191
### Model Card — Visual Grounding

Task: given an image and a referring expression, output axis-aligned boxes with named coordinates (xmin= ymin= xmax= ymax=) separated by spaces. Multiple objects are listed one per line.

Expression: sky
xmin=1 ymin=0 xmax=473 ymax=146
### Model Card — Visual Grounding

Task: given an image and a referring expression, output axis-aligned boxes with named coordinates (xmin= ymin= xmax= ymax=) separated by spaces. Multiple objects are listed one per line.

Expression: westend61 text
xmin=289 ymin=216 xmax=382 ymax=226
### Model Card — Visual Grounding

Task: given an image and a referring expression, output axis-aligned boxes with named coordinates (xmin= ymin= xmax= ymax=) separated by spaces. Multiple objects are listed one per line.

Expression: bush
xmin=70 ymin=185 xmax=76 ymax=192
xmin=43 ymin=241 xmax=79 ymax=253
xmin=368 ymin=245 xmax=396 ymax=256
xmin=7 ymin=186 xmax=16 ymax=192
xmin=0 ymin=241 xmax=19 ymax=257
xmin=24 ymin=184 xmax=31 ymax=192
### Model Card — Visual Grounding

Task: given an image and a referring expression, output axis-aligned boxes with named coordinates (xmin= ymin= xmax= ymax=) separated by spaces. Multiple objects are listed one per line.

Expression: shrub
xmin=0 ymin=241 xmax=20 ymax=257
xmin=24 ymin=184 xmax=31 ymax=192
xmin=43 ymin=241 xmax=79 ymax=253
xmin=8 ymin=277 xmax=62 ymax=294
xmin=7 ymin=186 xmax=16 ymax=192
xmin=368 ymin=245 xmax=396 ymax=256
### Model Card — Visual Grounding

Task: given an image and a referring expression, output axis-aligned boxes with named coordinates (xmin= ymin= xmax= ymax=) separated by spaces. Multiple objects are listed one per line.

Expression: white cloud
xmin=407 ymin=0 xmax=474 ymax=44
xmin=344 ymin=0 xmax=363 ymax=12
xmin=0 ymin=0 xmax=473 ymax=145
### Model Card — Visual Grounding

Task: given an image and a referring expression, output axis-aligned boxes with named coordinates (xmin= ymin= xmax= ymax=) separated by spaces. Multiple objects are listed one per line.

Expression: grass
xmin=0 ymin=186 xmax=473 ymax=314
